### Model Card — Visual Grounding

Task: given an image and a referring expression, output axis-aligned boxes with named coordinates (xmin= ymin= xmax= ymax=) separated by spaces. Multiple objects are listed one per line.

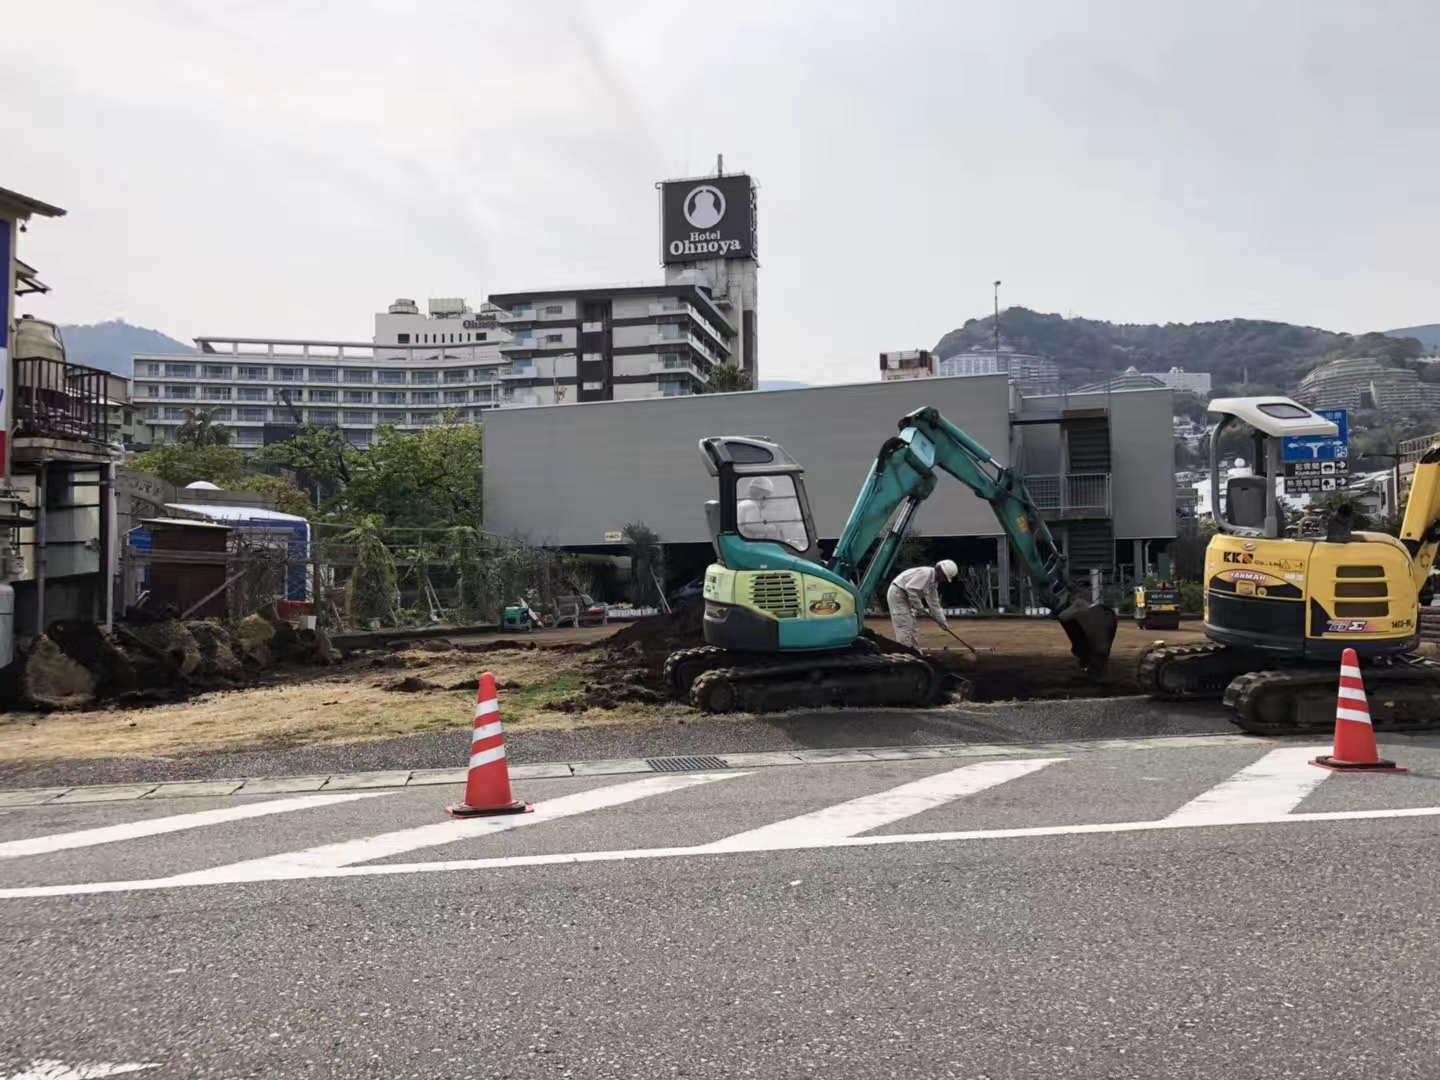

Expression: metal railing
xmin=1023 ymin=473 xmax=1112 ymax=517
xmin=1399 ymin=432 xmax=1440 ymax=464
xmin=13 ymin=358 xmax=112 ymax=446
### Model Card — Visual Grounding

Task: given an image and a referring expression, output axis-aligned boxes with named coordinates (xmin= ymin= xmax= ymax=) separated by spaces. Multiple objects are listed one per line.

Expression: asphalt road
xmin=4 ymin=737 xmax=1440 ymax=1079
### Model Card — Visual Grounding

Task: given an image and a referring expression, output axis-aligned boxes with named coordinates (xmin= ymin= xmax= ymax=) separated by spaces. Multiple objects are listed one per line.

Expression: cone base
xmin=446 ymin=800 xmax=533 ymax=818
xmin=1310 ymin=755 xmax=1407 ymax=773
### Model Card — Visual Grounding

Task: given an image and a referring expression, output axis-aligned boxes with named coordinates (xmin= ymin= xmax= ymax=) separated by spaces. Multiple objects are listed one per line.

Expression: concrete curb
xmin=4 ymin=731 xmax=1436 ymax=809
xmin=0 ymin=731 xmax=1311 ymax=808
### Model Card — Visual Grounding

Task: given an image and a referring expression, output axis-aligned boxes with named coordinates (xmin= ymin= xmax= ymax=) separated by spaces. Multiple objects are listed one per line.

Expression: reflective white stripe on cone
xmin=448 ymin=671 xmax=532 ymax=817
xmin=1311 ymin=647 xmax=1406 ymax=773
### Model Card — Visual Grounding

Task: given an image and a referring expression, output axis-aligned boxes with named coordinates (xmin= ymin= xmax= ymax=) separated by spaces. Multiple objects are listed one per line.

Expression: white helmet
xmin=745 ymin=476 xmax=775 ymax=500
xmin=936 ymin=559 xmax=958 ymax=582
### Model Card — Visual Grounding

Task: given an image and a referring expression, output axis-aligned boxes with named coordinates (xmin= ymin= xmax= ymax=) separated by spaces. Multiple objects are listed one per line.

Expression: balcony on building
xmin=649 ymin=356 xmax=707 ymax=381
xmin=12 ymin=320 xmax=114 ymax=464
xmin=1023 ymin=473 xmax=1113 ymax=519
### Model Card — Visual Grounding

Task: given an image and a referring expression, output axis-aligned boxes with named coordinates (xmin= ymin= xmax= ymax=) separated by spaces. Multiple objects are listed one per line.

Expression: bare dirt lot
xmin=0 ymin=617 xmax=1203 ymax=763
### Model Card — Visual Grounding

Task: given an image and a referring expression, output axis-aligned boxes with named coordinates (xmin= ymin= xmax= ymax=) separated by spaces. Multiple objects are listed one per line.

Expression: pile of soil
xmin=5 ymin=610 xmax=347 ymax=713
xmin=571 ymin=604 xmax=705 ymax=708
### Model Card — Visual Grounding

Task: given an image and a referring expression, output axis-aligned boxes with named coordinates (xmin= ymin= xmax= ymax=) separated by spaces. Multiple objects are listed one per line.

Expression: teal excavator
xmin=664 ymin=407 xmax=1119 ymax=712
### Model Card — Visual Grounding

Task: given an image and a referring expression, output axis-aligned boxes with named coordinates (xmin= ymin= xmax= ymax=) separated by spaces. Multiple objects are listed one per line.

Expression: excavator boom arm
xmin=1400 ymin=445 xmax=1440 ymax=593
xmin=828 ymin=407 xmax=1114 ymax=669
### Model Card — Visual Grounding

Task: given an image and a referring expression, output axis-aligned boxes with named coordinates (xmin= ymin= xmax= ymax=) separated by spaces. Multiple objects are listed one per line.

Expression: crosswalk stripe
xmin=698 ymin=758 xmax=1063 ymax=853
xmin=156 ymin=770 xmax=748 ymax=886
xmin=7 ymin=802 xmax=1440 ymax=899
xmin=1163 ymin=746 xmax=1331 ymax=825
xmin=0 ymin=792 xmax=393 ymax=860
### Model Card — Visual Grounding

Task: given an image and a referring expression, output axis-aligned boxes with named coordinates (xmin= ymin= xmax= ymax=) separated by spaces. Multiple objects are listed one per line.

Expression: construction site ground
xmin=0 ymin=617 xmax=1218 ymax=789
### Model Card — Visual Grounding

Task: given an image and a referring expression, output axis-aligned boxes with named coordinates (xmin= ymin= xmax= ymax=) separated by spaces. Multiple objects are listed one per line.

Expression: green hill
xmin=1387 ymin=324 xmax=1440 ymax=351
xmin=935 ymin=309 xmax=1426 ymax=393
xmin=57 ymin=320 xmax=193 ymax=377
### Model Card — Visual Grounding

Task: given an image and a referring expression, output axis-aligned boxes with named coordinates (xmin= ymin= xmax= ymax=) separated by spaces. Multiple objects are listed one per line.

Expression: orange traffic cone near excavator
xmin=1310 ymin=648 xmax=1406 ymax=773
xmin=447 ymin=671 xmax=533 ymax=817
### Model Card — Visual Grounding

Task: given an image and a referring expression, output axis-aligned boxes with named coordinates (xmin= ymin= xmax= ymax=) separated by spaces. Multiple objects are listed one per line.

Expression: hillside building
xmin=1296 ymin=355 xmax=1440 ymax=412
xmin=936 ymin=348 xmax=1060 ymax=394
xmin=1073 ymin=366 xmax=1211 ymax=397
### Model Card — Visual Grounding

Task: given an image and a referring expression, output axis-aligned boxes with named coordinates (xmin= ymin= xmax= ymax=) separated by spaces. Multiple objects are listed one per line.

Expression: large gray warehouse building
xmin=482 ymin=376 xmax=1176 ymax=605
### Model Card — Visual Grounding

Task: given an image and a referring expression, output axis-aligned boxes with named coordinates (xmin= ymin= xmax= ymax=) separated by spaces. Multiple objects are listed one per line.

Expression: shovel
xmin=936 ymin=621 xmax=978 ymax=657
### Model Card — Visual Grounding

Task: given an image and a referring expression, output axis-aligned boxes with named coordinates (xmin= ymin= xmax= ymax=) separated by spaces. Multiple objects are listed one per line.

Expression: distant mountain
xmin=759 ymin=380 xmax=810 ymax=392
xmin=1387 ymin=324 xmax=1440 ymax=351
xmin=57 ymin=320 xmax=193 ymax=376
xmin=935 ymin=308 xmax=1427 ymax=393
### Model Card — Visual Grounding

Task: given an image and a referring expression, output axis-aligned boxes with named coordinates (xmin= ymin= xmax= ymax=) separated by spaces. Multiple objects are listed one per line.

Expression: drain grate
xmin=646 ymin=755 xmax=731 ymax=773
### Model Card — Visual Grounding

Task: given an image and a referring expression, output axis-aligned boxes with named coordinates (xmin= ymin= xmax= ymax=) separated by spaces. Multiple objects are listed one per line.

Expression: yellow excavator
xmin=1139 ymin=395 xmax=1440 ymax=734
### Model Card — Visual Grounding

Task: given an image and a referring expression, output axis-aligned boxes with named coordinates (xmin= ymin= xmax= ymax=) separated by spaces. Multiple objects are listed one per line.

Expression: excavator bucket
xmin=1057 ymin=600 xmax=1118 ymax=675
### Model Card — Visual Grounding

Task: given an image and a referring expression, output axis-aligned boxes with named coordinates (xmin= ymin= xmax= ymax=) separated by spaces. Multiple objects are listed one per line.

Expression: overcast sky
xmin=4 ymin=0 xmax=1438 ymax=384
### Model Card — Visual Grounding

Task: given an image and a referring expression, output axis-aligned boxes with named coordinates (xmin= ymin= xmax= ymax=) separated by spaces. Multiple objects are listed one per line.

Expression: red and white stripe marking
xmin=1336 ymin=660 xmax=1372 ymax=726
xmin=470 ymin=695 xmax=506 ymax=768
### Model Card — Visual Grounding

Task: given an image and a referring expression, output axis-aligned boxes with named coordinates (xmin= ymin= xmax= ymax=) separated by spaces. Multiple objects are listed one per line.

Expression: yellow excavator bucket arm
xmin=1399 ymin=445 xmax=1440 ymax=594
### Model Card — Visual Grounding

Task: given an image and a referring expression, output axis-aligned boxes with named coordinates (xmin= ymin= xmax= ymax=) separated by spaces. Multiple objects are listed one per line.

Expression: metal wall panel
xmin=483 ymin=377 xmax=1013 ymax=546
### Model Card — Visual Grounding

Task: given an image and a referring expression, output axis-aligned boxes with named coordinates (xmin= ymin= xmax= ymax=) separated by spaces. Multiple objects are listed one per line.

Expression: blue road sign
xmin=1282 ymin=408 xmax=1348 ymax=463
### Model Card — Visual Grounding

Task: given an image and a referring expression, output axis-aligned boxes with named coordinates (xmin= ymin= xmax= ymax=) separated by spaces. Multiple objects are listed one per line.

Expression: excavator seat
xmin=1225 ymin=476 xmax=1268 ymax=530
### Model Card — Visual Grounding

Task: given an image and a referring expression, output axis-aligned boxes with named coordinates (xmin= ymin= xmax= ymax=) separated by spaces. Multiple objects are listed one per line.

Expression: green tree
xmin=705 ymin=362 xmax=752 ymax=393
xmin=256 ymin=424 xmax=357 ymax=488
xmin=622 ymin=521 xmax=663 ymax=605
xmin=175 ymin=408 xmax=231 ymax=447
xmin=338 ymin=421 xmax=484 ymax=528
xmin=127 ymin=443 xmax=310 ymax=517
xmin=128 ymin=443 xmax=248 ymax=488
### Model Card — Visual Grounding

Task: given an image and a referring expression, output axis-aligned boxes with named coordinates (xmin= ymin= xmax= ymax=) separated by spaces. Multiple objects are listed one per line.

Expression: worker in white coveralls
xmin=737 ymin=476 xmax=807 ymax=548
xmin=887 ymin=560 xmax=959 ymax=649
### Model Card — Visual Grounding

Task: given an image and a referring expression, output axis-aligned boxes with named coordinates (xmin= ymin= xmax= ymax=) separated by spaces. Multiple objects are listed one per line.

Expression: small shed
xmin=164 ymin=503 xmax=311 ymax=602
xmin=138 ymin=518 xmax=233 ymax=618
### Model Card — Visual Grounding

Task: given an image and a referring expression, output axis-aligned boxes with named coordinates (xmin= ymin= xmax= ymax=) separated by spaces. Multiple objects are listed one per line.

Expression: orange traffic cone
xmin=447 ymin=672 xmax=533 ymax=817
xmin=1310 ymin=648 xmax=1406 ymax=773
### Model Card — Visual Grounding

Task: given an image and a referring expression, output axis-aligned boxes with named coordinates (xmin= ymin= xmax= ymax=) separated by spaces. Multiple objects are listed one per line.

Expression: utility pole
xmin=993 ymin=280 xmax=1002 ymax=359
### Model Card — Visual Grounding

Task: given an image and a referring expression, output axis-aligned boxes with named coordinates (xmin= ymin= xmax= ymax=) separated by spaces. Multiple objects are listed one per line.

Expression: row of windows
xmin=509 ymin=331 xmax=567 ymax=348
xmin=141 ymin=386 xmax=500 ymax=405
xmin=394 ymin=331 xmax=489 ymax=345
xmin=143 ymin=404 xmax=500 ymax=425
xmin=136 ymin=365 xmax=502 ymax=385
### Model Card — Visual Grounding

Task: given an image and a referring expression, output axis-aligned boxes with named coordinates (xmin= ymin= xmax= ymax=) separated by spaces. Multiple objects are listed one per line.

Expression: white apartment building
xmin=134 ymin=298 xmax=515 ymax=447
xmin=937 ymin=348 xmax=1061 ymax=393
xmin=133 ymin=284 xmax=741 ymax=444
xmin=1148 ymin=367 xmax=1211 ymax=396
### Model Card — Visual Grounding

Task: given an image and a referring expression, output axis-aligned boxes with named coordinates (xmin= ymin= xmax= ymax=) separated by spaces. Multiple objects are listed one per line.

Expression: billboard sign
xmin=1281 ymin=408 xmax=1348 ymax=463
xmin=660 ymin=175 xmax=755 ymax=265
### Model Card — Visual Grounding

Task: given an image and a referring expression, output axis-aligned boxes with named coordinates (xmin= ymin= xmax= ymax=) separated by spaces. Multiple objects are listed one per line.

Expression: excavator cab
xmin=696 ymin=436 xmax=860 ymax=657
xmin=1208 ymin=397 xmax=1339 ymax=540
xmin=699 ymin=435 xmax=822 ymax=566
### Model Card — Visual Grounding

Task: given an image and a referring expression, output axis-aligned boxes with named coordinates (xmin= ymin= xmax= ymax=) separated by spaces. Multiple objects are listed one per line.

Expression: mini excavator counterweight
xmin=664 ymin=407 xmax=1118 ymax=713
